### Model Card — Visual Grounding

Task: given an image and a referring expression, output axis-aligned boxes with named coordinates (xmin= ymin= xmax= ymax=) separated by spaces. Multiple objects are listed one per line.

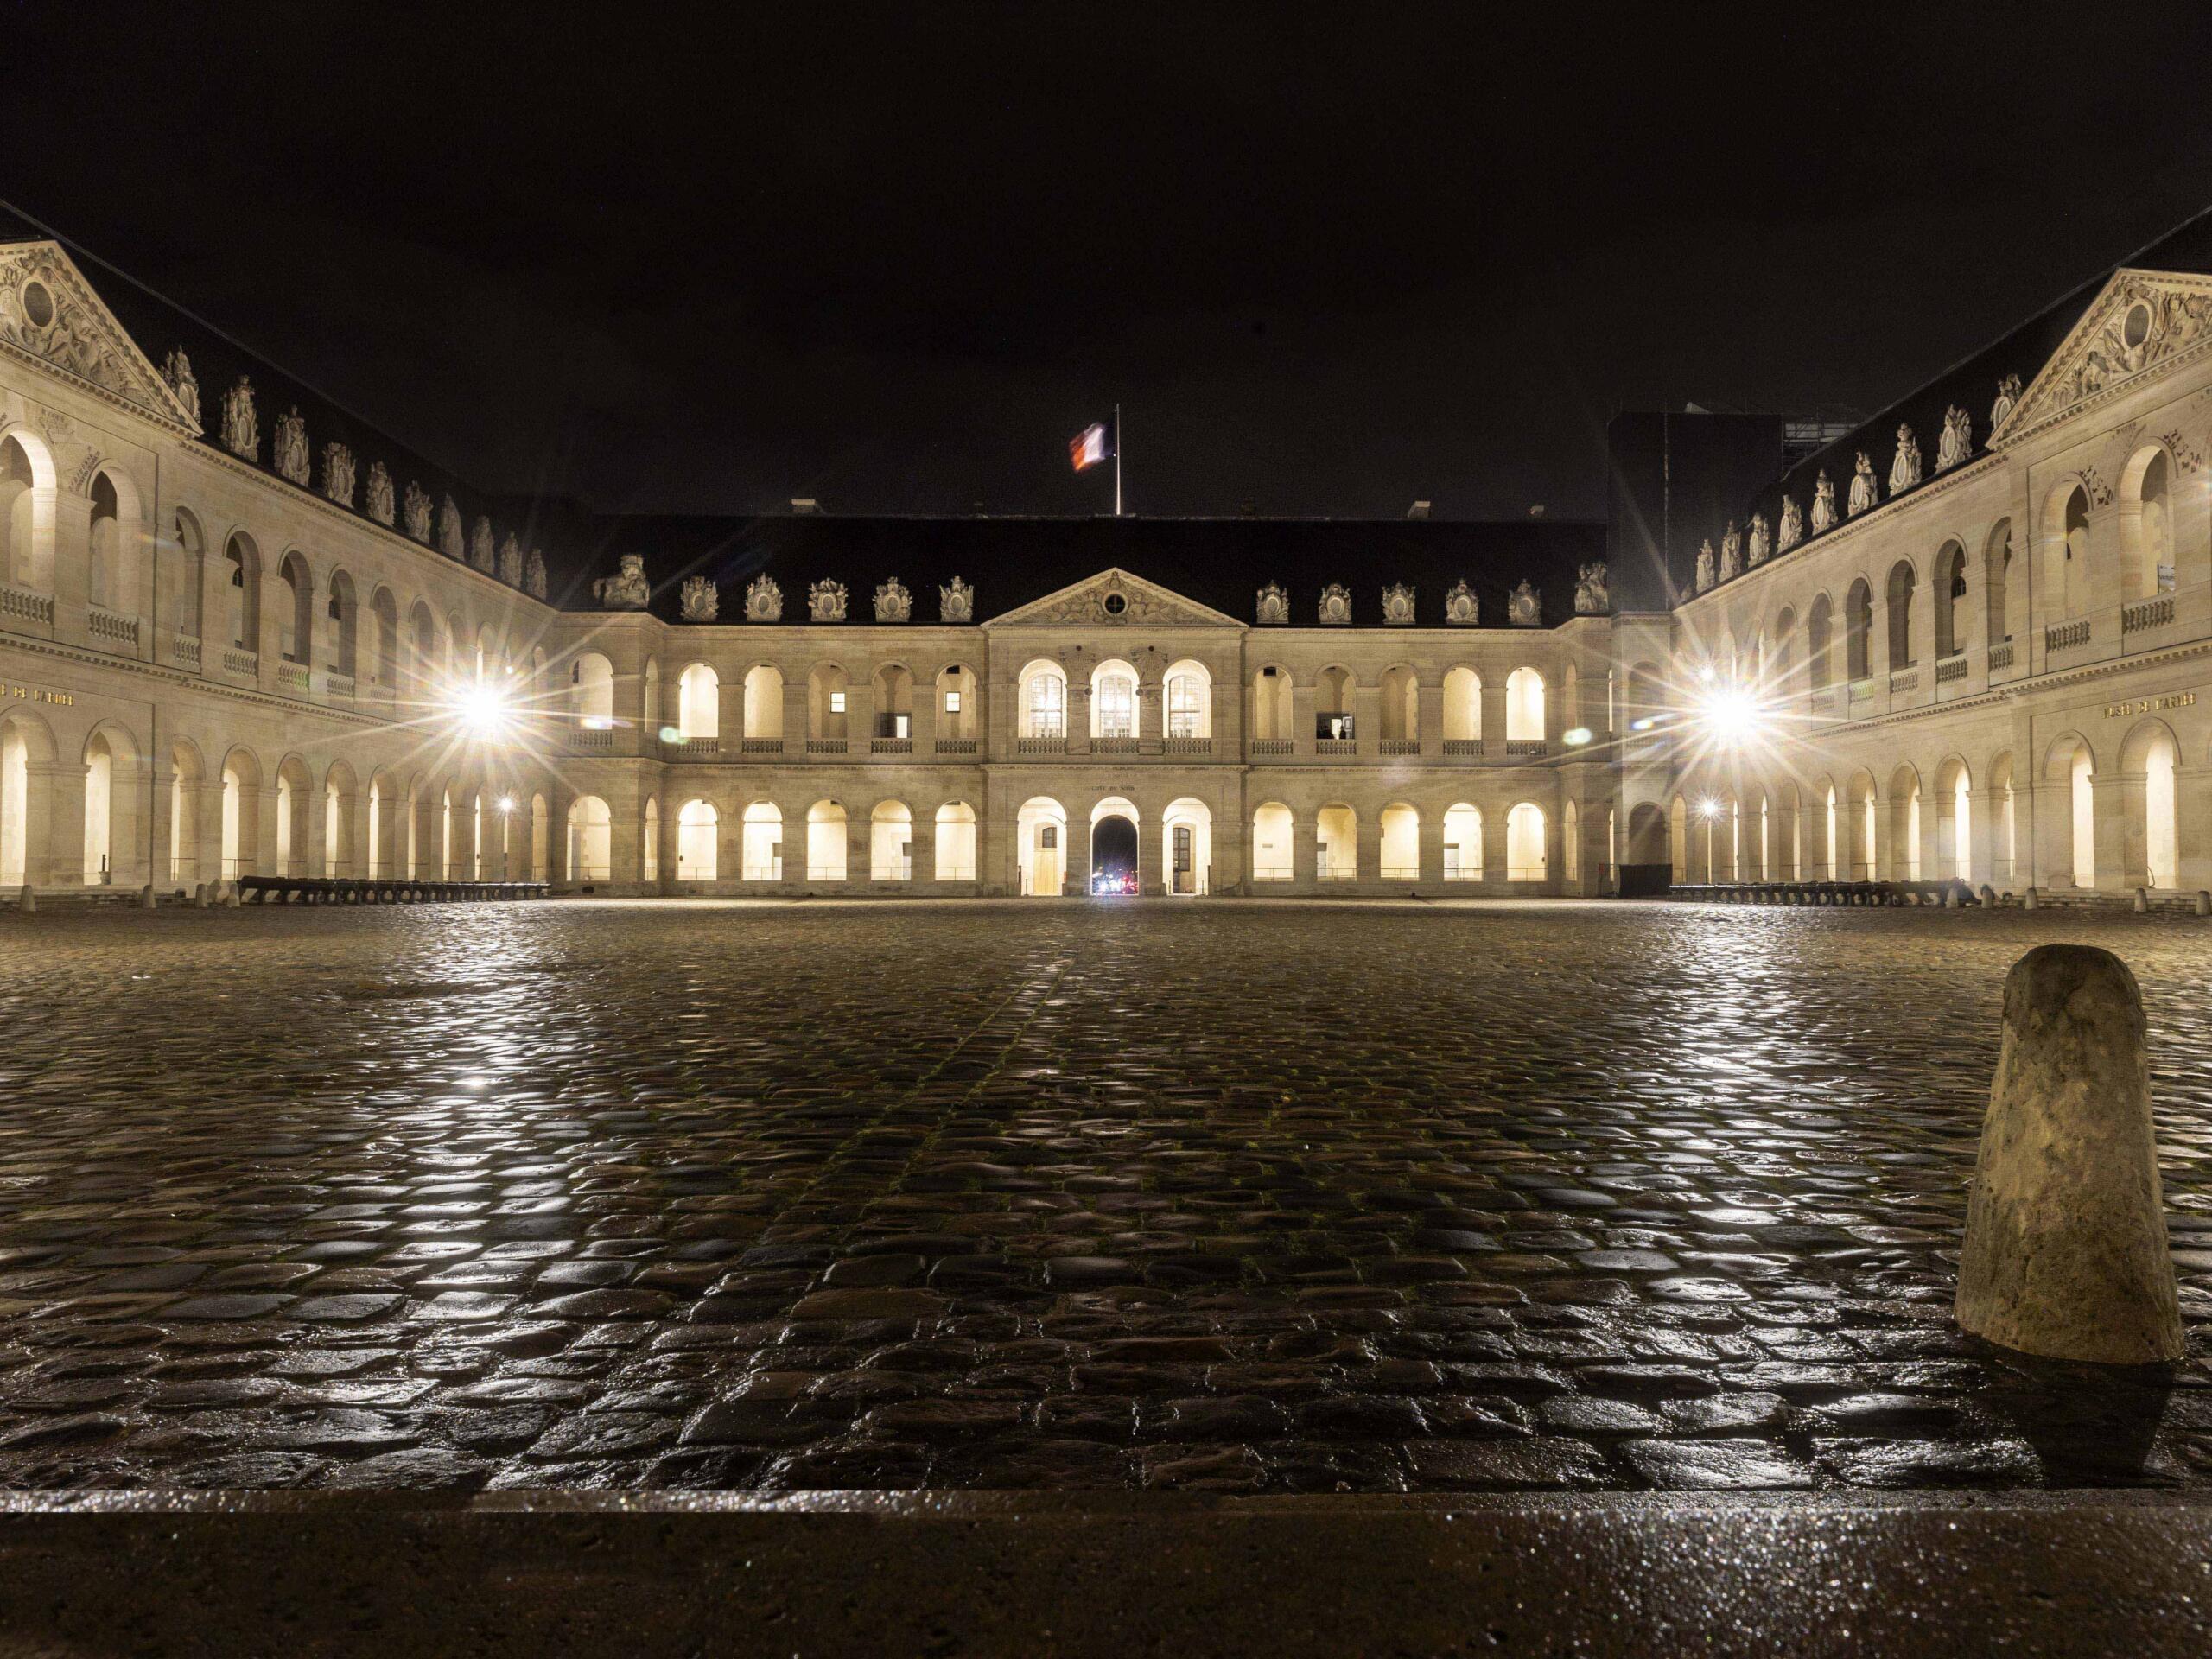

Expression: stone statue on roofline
xmin=746 ymin=575 xmax=782 ymax=621
xmin=1694 ymin=539 xmax=1715 ymax=594
xmin=365 ymin=461 xmax=395 ymax=526
xmin=680 ymin=575 xmax=719 ymax=621
xmin=404 ymin=482 xmax=433 ymax=543
xmin=1444 ymin=580 xmax=1478 ymax=625
xmin=438 ymin=495 xmax=465 ymax=559
xmin=1382 ymin=583 xmax=1416 ymax=625
xmin=525 ymin=549 xmax=548 ymax=601
xmin=221 ymin=375 xmax=257 ymax=460
xmin=322 ymin=442 xmax=356 ymax=507
xmin=273 ymin=407 xmax=310 ymax=486
xmin=1887 ymin=424 xmax=1922 ymax=496
xmin=1508 ymin=580 xmax=1540 ymax=626
xmin=1318 ymin=583 xmax=1351 ymax=624
xmin=594 ymin=553 xmax=651 ymax=610
xmin=162 ymin=347 xmax=201 ymax=429
xmin=1777 ymin=495 xmax=1802 ymax=552
xmin=1847 ymin=451 xmax=1878 ymax=516
xmin=1810 ymin=473 xmax=1836 ymax=534
xmin=874 ymin=577 xmax=912 ymax=622
xmin=1573 ymin=563 xmax=1608 ymax=614
xmin=1255 ymin=582 xmax=1289 ymax=625
xmin=1746 ymin=513 xmax=1769 ymax=567
xmin=940 ymin=576 xmax=974 ymax=622
xmin=499 ymin=533 xmax=524 ymax=588
xmin=1936 ymin=404 xmax=1972 ymax=472
xmin=1990 ymin=373 xmax=2022 ymax=431
xmin=808 ymin=579 xmax=847 ymax=622
xmin=469 ymin=514 xmax=496 ymax=572
xmin=1719 ymin=521 xmax=1742 ymax=582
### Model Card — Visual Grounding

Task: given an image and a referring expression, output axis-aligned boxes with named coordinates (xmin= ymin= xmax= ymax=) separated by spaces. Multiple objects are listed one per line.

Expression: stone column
xmin=1417 ymin=683 xmax=1443 ymax=755
xmin=2175 ymin=766 xmax=2212 ymax=894
xmin=1480 ymin=679 xmax=1508 ymax=754
xmin=2029 ymin=780 xmax=2072 ymax=889
xmin=49 ymin=487 xmax=92 ymax=651
xmin=1417 ymin=813 xmax=1445 ymax=894
xmin=1969 ymin=786 xmax=2001 ymax=889
xmin=718 ymin=675 xmax=745 ymax=751
xmin=1353 ymin=683 xmax=1379 ymax=759
xmin=1355 ymin=817 xmax=1380 ymax=888
xmin=1066 ymin=683 xmax=1092 ymax=757
xmin=1292 ymin=817 xmax=1318 ymax=893
xmin=1138 ymin=679 xmax=1163 ymax=752
xmin=1291 ymin=681 xmax=1315 ymax=760
xmin=2098 ymin=771 xmax=2139 ymax=892
xmin=1137 ymin=811 xmax=1165 ymax=895
xmin=911 ymin=807 xmax=938 ymax=887
xmin=1065 ymin=814 xmax=1090 ymax=896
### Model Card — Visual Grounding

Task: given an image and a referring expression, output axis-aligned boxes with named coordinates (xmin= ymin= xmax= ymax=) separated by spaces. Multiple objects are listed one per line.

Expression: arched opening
xmin=567 ymin=794 xmax=612 ymax=882
xmin=1821 ymin=781 xmax=1840 ymax=880
xmin=935 ymin=665 xmax=978 ymax=741
xmin=1251 ymin=667 xmax=1292 ymax=741
xmin=1564 ymin=798 xmax=1580 ymax=884
xmin=1 ymin=431 xmax=55 ymax=590
xmin=742 ymin=802 xmax=784 ymax=880
xmin=276 ymin=552 xmax=312 ymax=665
xmin=168 ymin=741 xmax=205 ymax=887
xmin=1315 ymin=667 xmax=1354 ymax=741
xmin=0 ymin=714 xmax=56 ymax=886
xmin=1165 ymin=660 xmax=1211 ymax=741
xmin=2056 ymin=485 xmax=2090 ymax=620
xmin=271 ymin=757 xmax=312 ymax=876
xmin=934 ymin=802 xmax=977 ymax=880
xmin=1506 ymin=803 xmax=1547 ymax=881
xmin=1807 ymin=594 xmax=1834 ymax=693
xmin=81 ymin=728 xmax=118 ymax=885
xmin=675 ymin=798 xmax=717 ymax=880
xmin=1018 ymin=659 xmax=1067 ymax=739
xmin=226 ymin=533 xmax=261 ymax=654
xmin=806 ymin=799 xmax=848 ymax=881
xmin=1162 ymin=797 xmax=1211 ymax=893
xmin=1445 ymin=803 xmax=1484 ymax=880
xmin=409 ymin=600 xmax=439 ymax=692
xmin=324 ymin=761 xmax=357 ymax=878
xmin=1015 ymin=796 xmax=1066 ymax=894
xmin=2120 ymin=721 xmax=2181 ymax=890
xmin=1627 ymin=801 xmax=1667 ymax=880
xmin=1986 ymin=519 xmax=2012 ymax=647
xmin=1885 ymin=560 xmax=1916 ymax=671
xmin=162 ymin=507 xmax=207 ymax=645
xmin=570 ymin=652 xmax=615 ymax=727
xmin=808 ymin=664 xmax=850 ymax=742
xmin=1934 ymin=543 xmax=1967 ymax=658
xmin=642 ymin=796 xmax=660 ymax=882
xmin=872 ymin=664 xmax=913 ymax=741
xmin=1845 ymin=772 xmax=1878 ymax=880
xmin=1669 ymin=796 xmax=1688 ymax=881
xmin=1888 ymin=765 xmax=1922 ymax=880
xmin=220 ymin=748 xmax=261 ymax=880
xmin=1714 ymin=793 xmax=1738 ymax=880
xmin=1315 ymin=802 xmax=1357 ymax=880
xmin=1378 ymin=667 xmax=1418 ymax=743
xmin=678 ymin=664 xmax=719 ymax=740
xmin=1442 ymin=666 xmax=1481 ymax=744
xmin=2122 ymin=448 xmax=2175 ymax=598
xmin=1989 ymin=753 xmax=2016 ymax=886
xmin=87 ymin=470 xmax=124 ymax=613
xmin=371 ymin=588 xmax=399 ymax=688
xmin=1251 ymin=801 xmax=1294 ymax=880
xmin=1090 ymin=660 xmax=1137 ymax=741
xmin=1378 ymin=801 xmax=1419 ymax=880
xmin=1936 ymin=757 xmax=1973 ymax=883
xmin=1768 ymin=610 xmax=1796 ymax=698
xmin=871 ymin=799 xmax=912 ymax=880
xmin=326 ymin=569 xmax=358 ymax=679
xmin=365 ymin=772 xmax=391 ymax=879
xmin=1844 ymin=579 xmax=1872 ymax=683
xmin=1505 ymin=668 xmax=1545 ymax=741
xmin=643 ymin=658 xmax=661 ymax=732
xmin=1090 ymin=797 xmax=1139 ymax=894
xmin=743 ymin=664 xmax=784 ymax=741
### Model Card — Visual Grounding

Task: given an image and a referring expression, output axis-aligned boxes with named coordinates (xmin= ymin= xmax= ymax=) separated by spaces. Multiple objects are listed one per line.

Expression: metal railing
xmin=1380 ymin=865 xmax=1419 ymax=880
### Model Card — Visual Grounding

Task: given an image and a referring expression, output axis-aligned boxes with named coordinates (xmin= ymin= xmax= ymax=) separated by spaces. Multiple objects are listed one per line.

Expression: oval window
xmin=1103 ymin=593 xmax=1127 ymax=615
xmin=2124 ymin=302 xmax=2152 ymax=348
xmin=21 ymin=281 xmax=53 ymax=328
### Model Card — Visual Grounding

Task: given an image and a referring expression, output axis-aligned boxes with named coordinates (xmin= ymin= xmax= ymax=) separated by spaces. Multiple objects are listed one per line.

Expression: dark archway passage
xmin=1090 ymin=815 xmax=1137 ymax=894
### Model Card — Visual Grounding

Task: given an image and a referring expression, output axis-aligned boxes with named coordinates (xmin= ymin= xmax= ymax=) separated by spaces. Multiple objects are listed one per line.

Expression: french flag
xmin=1070 ymin=418 xmax=1116 ymax=472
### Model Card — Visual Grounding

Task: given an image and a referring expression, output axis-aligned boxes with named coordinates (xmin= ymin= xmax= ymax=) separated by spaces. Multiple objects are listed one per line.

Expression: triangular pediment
xmin=0 ymin=241 xmax=200 ymax=430
xmin=1994 ymin=269 xmax=2212 ymax=444
xmin=987 ymin=566 xmax=1242 ymax=628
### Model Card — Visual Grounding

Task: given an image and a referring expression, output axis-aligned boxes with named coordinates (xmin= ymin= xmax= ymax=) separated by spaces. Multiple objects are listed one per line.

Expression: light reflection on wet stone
xmin=0 ymin=898 xmax=2205 ymax=1493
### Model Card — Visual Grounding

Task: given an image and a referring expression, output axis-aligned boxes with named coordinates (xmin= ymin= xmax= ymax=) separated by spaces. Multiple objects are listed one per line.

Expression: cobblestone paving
xmin=0 ymin=898 xmax=2209 ymax=1494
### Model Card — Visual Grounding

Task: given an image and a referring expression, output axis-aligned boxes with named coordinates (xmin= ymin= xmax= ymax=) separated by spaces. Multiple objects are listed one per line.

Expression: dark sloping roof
xmin=579 ymin=512 xmax=1607 ymax=628
xmin=0 ymin=204 xmax=550 ymax=588
xmin=1697 ymin=205 xmax=2212 ymax=592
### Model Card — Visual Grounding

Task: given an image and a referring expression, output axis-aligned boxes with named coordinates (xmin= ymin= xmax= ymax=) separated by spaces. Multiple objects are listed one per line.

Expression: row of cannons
xmin=234 ymin=875 xmax=551 ymax=905
xmin=1670 ymin=879 xmax=1982 ymax=908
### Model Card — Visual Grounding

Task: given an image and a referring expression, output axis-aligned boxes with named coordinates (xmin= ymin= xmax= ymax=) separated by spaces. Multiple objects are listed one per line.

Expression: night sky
xmin=12 ymin=4 xmax=2212 ymax=524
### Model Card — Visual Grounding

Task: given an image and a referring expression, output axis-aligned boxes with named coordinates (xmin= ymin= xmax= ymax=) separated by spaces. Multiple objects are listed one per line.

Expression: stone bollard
xmin=2024 ymin=887 xmax=2038 ymax=911
xmin=1957 ymin=945 xmax=2184 ymax=1364
xmin=2134 ymin=887 xmax=2150 ymax=913
xmin=2198 ymin=890 xmax=2210 ymax=918
xmin=16 ymin=884 xmax=34 ymax=915
xmin=224 ymin=883 xmax=242 ymax=908
xmin=140 ymin=883 xmax=157 ymax=910
xmin=1945 ymin=885 xmax=1961 ymax=909
xmin=1980 ymin=884 xmax=1997 ymax=908
xmin=194 ymin=882 xmax=211 ymax=909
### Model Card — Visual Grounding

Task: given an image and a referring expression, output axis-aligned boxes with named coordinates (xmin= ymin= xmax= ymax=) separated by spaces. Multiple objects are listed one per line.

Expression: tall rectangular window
xmin=1097 ymin=675 xmax=1135 ymax=738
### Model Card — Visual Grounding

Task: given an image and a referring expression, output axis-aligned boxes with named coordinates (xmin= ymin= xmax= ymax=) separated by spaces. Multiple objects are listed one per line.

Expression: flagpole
xmin=1115 ymin=403 xmax=1122 ymax=518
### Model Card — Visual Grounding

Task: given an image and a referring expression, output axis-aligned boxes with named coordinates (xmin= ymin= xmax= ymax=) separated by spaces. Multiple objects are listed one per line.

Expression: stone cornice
xmin=0 ymin=630 xmax=387 ymax=728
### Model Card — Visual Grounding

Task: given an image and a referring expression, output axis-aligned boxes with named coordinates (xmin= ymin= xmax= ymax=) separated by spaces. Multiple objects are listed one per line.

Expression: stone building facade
xmin=8 ymin=219 xmax=2212 ymax=901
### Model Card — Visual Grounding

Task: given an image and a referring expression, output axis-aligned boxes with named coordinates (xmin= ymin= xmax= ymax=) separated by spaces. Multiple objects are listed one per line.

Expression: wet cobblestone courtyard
xmin=1 ymin=898 xmax=2209 ymax=1493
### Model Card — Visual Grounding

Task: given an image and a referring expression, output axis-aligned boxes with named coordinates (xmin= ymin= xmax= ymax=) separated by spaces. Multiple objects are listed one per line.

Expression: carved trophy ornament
xmin=1318 ymin=583 xmax=1351 ymax=624
xmin=1719 ymin=521 xmax=1742 ymax=582
xmin=273 ymin=407 xmax=309 ymax=486
xmin=1811 ymin=472 xmax=1837 ymax=534
xmin=437 ymin=495 xmax=465 ymax=559
xmin=403 ymin=481 xmax=433 ymax=543
xmin=680 ymin=575 xmax=720 ymax=622
xmin=746 ymin=575 xmax=783 ymax=621
xmin=1887 ymin=424 xmax=1922 ymax=495
xmin=1382 ymin=583 xmax=1416 ymax=625
xmin=1777 ymin=494 xmax=1803 ymax=551
xmin=162 ymin=348 xmax=201 ymax=429
xmin=1694 ymin=539 xmax=1715 ymax=593
xmin=365 ymin=461 xmax=395 ymax=526
xmin=525 ymin=549 xmax=548 ymax=601
xmin=322 ymin=442 xmax=356 ymax=508
xmin=499 ymin=533 xmax=524 ymax=588
xmin=1444 ymin=580 xmax=1478 ymax=625
xmin=1990 ymin=373 xmax=2022 ymax=431
xmin=221 ymin=376 xmax=258 ymax=460
xmin=1573 ymin=563 xmax=1609 ymax=614
xmin=874 ymin=577 xmax=912 ymax=622
xmin=1255 ymin=582 xmax=1289 ymax=625
xmin=594 ymin=553 xmax=651 ymax=610
xmin=1508 ymin=580 xmax=1541 ymax=626
xmin=469 ymin=515 xmax=496 ymax=572
xmin=1746 ymin=512 xmax=1769 ymax=567
xmin=1847 ymin=452 xmax=1878 ymax=516
xmin=808 ymin=579 xmax=848 ymax=623
xmin=940 ymin=576 xmax=974 ymax=622
xmin=1936 ymin=404 xmax=1972 ymax=472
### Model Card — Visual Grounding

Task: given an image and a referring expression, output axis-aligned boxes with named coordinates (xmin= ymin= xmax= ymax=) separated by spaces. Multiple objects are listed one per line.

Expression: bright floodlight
xmin=1563 ymin=727 xmax=1592 ymax=747
xmin=1700 ymin=798 xmax=1721 ymax=819
xmin=498 ymin=796 xmax=516 ymax=813
xmin=450 ymin=679 xmax=512 ymax=736
xmin=1696 ymin=685 xmax=1763 ymax=746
